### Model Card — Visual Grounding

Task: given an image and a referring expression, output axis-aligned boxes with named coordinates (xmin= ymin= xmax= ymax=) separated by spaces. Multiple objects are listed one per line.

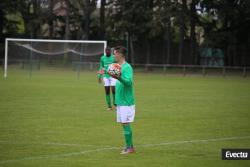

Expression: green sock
xmin=105 ymin=94 xmax=111 ymax=108
xmin=112 ymin=93 xmax=116 ymax=106
xmin=122 ymin=124 xmax=133 ymax=148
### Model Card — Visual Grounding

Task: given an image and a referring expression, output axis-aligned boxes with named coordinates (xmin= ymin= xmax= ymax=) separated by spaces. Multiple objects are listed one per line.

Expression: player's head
xmin=114 ymin=46 xmax=127 ymax=62
xmin=105 ymin=47 xmax=111 ymax=57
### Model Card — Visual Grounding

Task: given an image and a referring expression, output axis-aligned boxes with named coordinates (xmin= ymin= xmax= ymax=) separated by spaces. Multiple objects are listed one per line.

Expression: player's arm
xmin=98 ymin=57 xmax=104 ymax=74
xmin=97 ymin=57 xmax=104 ymax=83
xmin=118 ymin=66 xmax=133 ymax=86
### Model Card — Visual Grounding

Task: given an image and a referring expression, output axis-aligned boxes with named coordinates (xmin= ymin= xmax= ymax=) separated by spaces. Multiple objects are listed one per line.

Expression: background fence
xmin=1 ymin=59 xmax=249 ymax=78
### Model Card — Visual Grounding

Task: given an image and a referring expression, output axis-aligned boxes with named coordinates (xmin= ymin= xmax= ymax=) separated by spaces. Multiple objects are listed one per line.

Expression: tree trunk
xmin=190 ymin=0 xmax=197 ymax=65
xmin=49 ymin=0 xmax=54 ymax=38
xmin=178 ymin=0 xmax=187 ymax=65
xmin=20 ymin=2 xmax=30 ymax=36
xmin=146 ymin=0 xmax=153 ymax=65
xmin=178 ymin=19 xmax=184 ymax=64
xmin=32 ymin=0 xmax=41 ymax=38
xmin=0 ymin=9 xmax=4 ymax=37
xmin=146 ymin=40 xmax=151 ymax=64
xmin=165 ymin=14 xmax=171 ymax=64
xmin=233 ymin=45 xmax=237 ymax=66
xmin=65 ymin=0 xmax=70 ymax=40
xmin=84 ymin=0 xmax=90 ymax=40
xmin=130 ymin=35 xmax=135 ymax=65
xmin=100 ymin=0 xmax=105 ymax=39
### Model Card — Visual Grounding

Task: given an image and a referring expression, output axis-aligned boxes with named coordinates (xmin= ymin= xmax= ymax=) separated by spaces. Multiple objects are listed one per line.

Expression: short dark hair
xmin=114 ymin=46 xmax=127 ymax=57
xmin=106 ymin=46 xmax=111 ymax=51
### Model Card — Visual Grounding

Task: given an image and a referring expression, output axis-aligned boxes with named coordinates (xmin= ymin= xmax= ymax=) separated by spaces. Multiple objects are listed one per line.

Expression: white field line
xmin=0 ymin=147 xmax=120 ymax=165
xmin=0 ymin=141 xmax=111 ymax=148
xmin=0 ymin=136 xmax=250 ymax=164
xmin=140 ymin=136 xmax=250 ymax=147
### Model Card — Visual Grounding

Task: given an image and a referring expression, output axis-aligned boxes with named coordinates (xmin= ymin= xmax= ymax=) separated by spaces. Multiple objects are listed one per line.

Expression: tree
xmin=48 ymin=0 xmax=54 ymax=38
xmin=154 ymin=0 xmax=175 ymax=64
xmin=2 ymin=0 xmax=249 ymax=65
xmin=65 ymin=0 xmax=70 ymax=39
xmin=199 ymin=0 xmax=250 ymax=66
xmin=74 ymin=0 xmax=97 ymax=40
xmin=178 ymin=0 xmax=187 ymax=65
xmin=15 ymin=0 xmax=42 ymax=38
xmin=99 ymin=0 xmax=105 ymax=39
xmin=107 ymin=0 xmax=157 ymax=64
xmin=189 ymin=0 xmax=198 ymax=64
xmin=0 ymin=1 xmax=21 ymax=36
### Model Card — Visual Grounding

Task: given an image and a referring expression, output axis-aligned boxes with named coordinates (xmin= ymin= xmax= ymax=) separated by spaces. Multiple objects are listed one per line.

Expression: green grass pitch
xmin=0 ymin=69 xmax=250 ymax=167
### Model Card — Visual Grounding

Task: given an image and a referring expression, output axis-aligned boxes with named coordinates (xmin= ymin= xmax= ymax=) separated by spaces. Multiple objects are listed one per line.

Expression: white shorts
xmin=103 ymin=77 xmax=116 ymax=86
xmin=116 ymin=105 xmax=135 ymax=123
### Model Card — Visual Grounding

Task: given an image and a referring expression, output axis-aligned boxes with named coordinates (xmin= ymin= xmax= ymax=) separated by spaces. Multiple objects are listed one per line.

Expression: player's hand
xmin=98 ymin=77 xmax=102 ymax=84
xmin=97 ymin=68 xmax=105 ymax=75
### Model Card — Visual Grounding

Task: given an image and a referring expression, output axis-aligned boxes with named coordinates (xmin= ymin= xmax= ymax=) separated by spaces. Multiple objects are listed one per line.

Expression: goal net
xmin=4 ymin=38 xmax=107 ymax=78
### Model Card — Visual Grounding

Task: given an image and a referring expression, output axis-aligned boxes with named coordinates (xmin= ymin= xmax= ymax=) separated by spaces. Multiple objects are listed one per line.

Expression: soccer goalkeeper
xmin=98 ymin=47 xmax=116 ymax=110
xmin=110 ymin=46 xmax=136 ymax=154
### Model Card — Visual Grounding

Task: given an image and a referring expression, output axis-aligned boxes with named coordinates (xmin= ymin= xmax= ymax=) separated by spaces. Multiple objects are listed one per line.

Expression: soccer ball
xmin=108 ymin=63 xmax=121 ymax=77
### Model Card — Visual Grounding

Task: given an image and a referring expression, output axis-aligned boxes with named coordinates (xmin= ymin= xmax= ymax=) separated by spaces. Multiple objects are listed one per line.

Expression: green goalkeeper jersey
xmin=98 ymin=54 xmax=116 ymax=78
xmin=115 ymin=62 xmax=135 ymax=106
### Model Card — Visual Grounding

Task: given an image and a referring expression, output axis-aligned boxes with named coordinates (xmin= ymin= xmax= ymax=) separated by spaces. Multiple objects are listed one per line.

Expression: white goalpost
xmin=4 ymin=38 xmax=107 ymax=78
